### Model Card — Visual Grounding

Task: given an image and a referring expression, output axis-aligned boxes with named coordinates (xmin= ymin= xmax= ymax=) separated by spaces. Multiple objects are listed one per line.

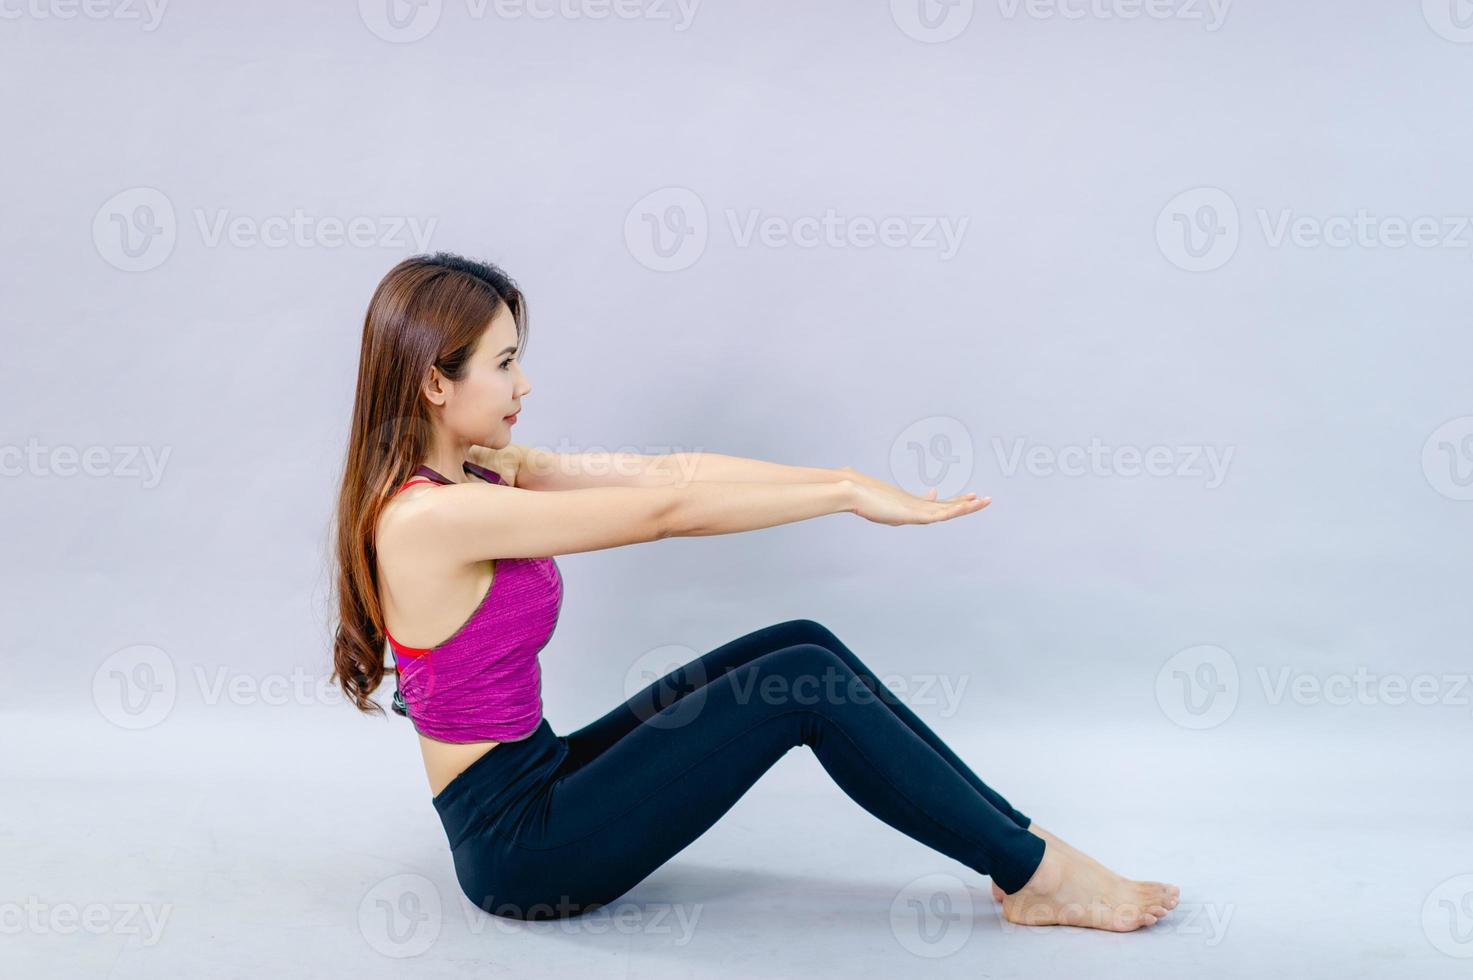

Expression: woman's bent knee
xmin=779 ymin=618 xmax=839 ymax=647
xmin=740 ymin=644 xmax=865 ymax=713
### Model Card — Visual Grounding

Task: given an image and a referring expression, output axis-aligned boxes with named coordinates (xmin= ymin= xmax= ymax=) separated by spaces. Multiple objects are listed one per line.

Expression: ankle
xmin=1011 ymin=838 xmax=1060 ymax=897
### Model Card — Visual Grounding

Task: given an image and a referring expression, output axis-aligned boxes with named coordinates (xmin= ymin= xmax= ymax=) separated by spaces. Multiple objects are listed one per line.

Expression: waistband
xmin=430 ymin=718 xmax=567 ymax=850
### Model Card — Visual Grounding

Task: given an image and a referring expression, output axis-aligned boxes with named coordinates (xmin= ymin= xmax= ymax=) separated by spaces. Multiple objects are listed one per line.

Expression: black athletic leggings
xmin=430 ymin=619 xmax=1046 ymax=920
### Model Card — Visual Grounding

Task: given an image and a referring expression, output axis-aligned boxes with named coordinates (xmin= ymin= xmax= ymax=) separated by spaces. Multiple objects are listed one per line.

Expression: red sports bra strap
xmin=394 ymin=478 xmax=439 ymax=495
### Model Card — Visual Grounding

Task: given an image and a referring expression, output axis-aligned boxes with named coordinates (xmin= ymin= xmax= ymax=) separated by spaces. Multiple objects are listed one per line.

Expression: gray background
xmin=3 ymin=2 xmax=1471 ymax=977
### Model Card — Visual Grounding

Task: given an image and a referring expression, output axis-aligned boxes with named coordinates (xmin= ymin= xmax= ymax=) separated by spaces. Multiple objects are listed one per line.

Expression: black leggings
xmin=431 ymin=619 xmax=1046 ymax=920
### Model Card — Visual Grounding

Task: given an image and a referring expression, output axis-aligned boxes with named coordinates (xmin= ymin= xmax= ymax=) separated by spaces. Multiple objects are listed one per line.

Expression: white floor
xmin=6 ymin=706 xmax=1469 ymax=979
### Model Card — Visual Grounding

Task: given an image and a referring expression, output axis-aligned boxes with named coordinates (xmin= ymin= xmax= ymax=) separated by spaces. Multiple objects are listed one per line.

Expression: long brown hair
xmin=330 ymin=252 xmax=529 ymax=714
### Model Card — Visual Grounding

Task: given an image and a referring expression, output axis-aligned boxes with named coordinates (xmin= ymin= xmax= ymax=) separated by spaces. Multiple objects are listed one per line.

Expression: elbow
xmin=654 ymin=490 xmax=686 ymax=540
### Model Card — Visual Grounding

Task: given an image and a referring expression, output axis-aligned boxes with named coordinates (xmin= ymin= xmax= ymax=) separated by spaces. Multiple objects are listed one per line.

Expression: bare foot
xmin=990 ymin=826 xmax=1179 ymax=932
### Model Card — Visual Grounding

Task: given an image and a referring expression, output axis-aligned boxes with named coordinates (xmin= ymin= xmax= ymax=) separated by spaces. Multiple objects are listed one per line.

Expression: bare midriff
xmin=419 ymin=734 xmax=503 ymax=798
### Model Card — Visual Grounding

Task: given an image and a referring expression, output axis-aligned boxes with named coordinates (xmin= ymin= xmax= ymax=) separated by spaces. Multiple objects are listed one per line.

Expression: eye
xmin=500 ymin=356 xmax=515 ymax=370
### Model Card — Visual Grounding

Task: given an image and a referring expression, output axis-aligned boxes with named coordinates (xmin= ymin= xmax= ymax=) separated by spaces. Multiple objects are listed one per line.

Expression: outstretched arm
xmin=651 ymin=451 xmax=848 ymax=487
xmin=661 ymin=453 xmax=914 ymax=500
xmin=504 ymin=444 xmax=857 ymax=492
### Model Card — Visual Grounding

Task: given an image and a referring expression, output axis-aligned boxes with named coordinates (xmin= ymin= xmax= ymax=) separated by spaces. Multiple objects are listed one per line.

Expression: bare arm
xmin=666 ymin=453 xmax=905 ymax=496
xmin=384 ymin=477 xmax=859 ymax=564
xmin=506 ymin=444 xmax=864 ymax=492
xmin=650 ymin=452 xmax=847 ymax=487
xmin=664 ymin=479 xmax=857 ymax=537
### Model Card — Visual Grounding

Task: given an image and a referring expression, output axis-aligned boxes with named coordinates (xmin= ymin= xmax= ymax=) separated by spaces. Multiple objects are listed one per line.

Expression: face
xmin=430 ymin=303 xmax=531 ymax=449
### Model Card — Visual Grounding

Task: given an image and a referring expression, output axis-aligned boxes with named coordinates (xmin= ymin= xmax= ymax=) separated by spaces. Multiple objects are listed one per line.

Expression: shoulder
xmin=468 ymin=443 xmax=524 ymax=488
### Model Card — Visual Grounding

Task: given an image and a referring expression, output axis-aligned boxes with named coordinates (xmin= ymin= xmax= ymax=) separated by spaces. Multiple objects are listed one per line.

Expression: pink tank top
xmin=384 ymin=459 xmax=563 ymax=742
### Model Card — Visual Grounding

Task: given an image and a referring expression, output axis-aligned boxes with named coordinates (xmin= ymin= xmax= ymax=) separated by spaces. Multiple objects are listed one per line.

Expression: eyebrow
xmin=496 ymin=346 xmax=517 ymax=356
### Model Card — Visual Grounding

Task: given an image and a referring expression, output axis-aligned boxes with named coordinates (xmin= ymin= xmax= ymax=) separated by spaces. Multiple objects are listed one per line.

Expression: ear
xmin=421 ymin=365 xmax=450 ymax=406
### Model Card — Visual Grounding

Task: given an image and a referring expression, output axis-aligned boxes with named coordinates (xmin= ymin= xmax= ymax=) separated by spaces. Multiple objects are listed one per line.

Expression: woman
xmin=330 ymin=251 xmax=1180 ymax=930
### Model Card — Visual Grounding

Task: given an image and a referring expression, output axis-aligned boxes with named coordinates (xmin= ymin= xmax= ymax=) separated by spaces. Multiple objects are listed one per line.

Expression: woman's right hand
xmin=846 ymin=480 xmax=991 ymax=526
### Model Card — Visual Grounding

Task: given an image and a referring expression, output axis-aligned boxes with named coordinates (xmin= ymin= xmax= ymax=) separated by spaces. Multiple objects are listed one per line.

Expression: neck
xmin=422 ymin=436 xmax=473 ymax=485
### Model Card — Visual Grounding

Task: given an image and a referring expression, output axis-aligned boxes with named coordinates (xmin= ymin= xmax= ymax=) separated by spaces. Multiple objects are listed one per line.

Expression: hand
xmin=846 ymin=479 xmax=991 ymax=527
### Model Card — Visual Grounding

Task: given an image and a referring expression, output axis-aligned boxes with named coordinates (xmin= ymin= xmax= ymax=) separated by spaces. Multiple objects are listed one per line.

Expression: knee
xmin=779 ymin=618 xmax=842 ymax=649
xmin=780 ymin=619 xmax=868 ymax=673
xmin=764 ymin=643 xmax=852 ymax=686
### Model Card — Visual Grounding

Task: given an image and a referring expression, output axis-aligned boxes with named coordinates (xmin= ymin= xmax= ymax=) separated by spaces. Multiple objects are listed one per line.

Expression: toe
xmin=1114 ymin=910 xmax=1149 ymax=931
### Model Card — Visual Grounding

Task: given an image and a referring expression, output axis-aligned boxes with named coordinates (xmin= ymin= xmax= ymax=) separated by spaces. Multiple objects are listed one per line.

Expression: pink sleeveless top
xmin=384 ymin=459 xmax=563 ymax=743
